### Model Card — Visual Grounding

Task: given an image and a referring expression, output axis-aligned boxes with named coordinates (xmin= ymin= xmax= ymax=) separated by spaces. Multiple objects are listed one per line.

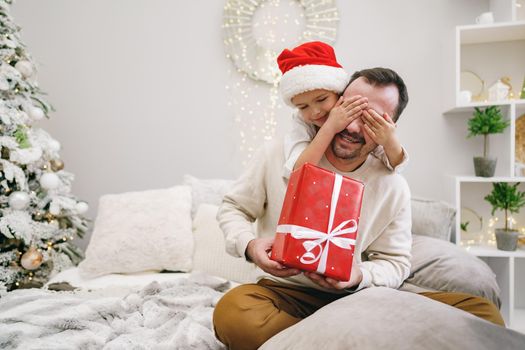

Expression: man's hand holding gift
xmin=305 ymin=261 xmax=363 ymax=290
xmin=246 ymin=237 xmax=301 ymax=278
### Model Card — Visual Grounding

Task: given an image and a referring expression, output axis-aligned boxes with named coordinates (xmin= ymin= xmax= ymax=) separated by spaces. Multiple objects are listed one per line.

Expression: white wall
xmin=11 ymin=0 xmax=490 ymax=249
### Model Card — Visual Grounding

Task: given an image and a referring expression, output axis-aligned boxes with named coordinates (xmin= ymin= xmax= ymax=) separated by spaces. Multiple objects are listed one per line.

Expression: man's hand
xmin=304 ymin=263 xmax=363 ymax=290
xmin=322 ymin=95 xmax=368 ymax=135
xmin=246 ymin=237 xmax=301 ymax=277
xmin=361 ymin=109 xmax=398 ymax=148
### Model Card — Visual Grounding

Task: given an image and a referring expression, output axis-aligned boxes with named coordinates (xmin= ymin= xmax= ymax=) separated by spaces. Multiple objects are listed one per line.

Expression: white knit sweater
xmin=217 ymin=138 xmax=412 ymax=292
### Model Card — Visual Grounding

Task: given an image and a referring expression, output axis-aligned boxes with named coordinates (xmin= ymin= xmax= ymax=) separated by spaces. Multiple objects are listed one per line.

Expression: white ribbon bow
xmin=276 ymin=174 xmax=357 ymax=274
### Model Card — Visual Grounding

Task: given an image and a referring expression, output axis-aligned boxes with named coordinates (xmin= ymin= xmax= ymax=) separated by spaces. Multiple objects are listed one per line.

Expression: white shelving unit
xmin=455 ymin=178 xmax=525 ymax=332
xmin=444 ymin=1 xmax=525 ymax=333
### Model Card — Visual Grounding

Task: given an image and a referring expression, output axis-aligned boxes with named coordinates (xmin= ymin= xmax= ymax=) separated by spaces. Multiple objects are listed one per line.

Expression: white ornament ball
xmin=15 ymin=60 xmax=33 ymax=78
xmin=40 ymin=173 xmax=60 ymax=190
xmin=76 ymin=201 xmax=89 ymax=214
xmin=48 ymin=139 xmax=61 ymax=152
xmin=8 ymin=191 xmax=30 ymax=210
xmin=20 ymin=247 xmax=43 ymax=270
xmin=28 ymin=106 xmax=45 ymax=120
xmin=49 ymin=202 xmax=61 ymax=215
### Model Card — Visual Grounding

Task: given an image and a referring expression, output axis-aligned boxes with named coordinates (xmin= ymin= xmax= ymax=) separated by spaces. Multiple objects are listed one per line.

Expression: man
xmin=213 ymin=65 xmax=503 ymax=349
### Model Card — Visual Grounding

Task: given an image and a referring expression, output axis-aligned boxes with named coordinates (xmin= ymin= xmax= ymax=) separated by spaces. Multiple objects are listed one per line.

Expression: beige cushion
xmin=78 ymin=186 xmax=193 ymax=278
xmin=192 ymin=204 xmax=256 ymax=283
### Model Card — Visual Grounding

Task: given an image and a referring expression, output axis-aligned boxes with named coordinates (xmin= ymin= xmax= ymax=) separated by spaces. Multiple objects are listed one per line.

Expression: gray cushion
xmin=401 ymin=234 xmax=500 ymax=306
xmin=411 ymin=197 xmax=456 ymax=241
xmin=260 ymin=287 xmax=524 ymax=350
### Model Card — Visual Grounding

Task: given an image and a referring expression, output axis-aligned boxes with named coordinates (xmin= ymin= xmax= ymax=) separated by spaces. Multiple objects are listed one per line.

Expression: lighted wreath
xmin=223 ymin=0 xmax=339 ymax=84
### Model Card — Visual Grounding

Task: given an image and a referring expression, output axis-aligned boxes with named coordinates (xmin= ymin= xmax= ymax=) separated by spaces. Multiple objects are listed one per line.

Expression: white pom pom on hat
xmin=277 ymin=41 xmax=350 ymax=107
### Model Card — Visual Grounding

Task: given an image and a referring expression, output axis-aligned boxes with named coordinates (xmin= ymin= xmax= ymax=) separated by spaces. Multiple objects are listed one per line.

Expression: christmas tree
xmin=0 ymin=0 xmax=89 ymax=293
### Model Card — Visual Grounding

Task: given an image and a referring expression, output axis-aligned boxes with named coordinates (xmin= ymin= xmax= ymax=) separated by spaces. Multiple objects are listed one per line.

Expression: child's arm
xmin=293 ymin=124 xmax=336 ymax=170
xmin=361 ymin=109 xmax=407 ymax=169
xmin=293 ymin=96 xmax=368 ymax=171
xmin=283 ymin=113 xmax=317 ymax=178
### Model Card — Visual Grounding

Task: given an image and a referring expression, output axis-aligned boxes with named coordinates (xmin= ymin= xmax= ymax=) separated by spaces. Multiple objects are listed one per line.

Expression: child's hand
xmin=361 ymin=109 xmax=399 ymax=149
xmin=322 ymin=95 xmax=368 ymax=135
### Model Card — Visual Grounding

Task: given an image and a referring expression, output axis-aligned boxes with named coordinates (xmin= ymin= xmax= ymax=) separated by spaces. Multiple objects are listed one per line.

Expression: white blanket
xmin=0 ymin=273 xmax=228 ymax=350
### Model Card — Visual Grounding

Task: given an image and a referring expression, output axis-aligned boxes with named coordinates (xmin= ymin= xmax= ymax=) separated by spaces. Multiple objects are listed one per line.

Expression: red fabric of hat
xmin=277 ymin=41 xmax=350 ymax=107
xmin=277 ymin=41 xmax=343 ymax=74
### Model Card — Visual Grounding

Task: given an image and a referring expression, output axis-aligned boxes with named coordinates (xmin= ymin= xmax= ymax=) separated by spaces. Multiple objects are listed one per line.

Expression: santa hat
xmin=277 ymin=41 xmax=350 ymax=107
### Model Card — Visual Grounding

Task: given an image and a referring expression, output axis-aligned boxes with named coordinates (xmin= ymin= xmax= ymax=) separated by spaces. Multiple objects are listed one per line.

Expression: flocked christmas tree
xmin=0 ymin=0 xmax=89 ymax=293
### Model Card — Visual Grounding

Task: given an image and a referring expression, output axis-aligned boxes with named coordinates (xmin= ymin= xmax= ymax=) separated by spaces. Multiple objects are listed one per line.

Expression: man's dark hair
xmin=348 ymin=68 xmax=408 ymax=122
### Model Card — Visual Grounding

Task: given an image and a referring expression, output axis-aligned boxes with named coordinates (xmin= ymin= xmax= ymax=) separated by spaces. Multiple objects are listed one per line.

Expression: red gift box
xmin=270 ymin=163 xmax=364 ymax=281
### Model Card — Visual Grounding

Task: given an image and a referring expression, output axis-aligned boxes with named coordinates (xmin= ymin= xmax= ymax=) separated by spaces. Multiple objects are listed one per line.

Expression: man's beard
xmin=330 ymin=130 xmax=369 ymax=160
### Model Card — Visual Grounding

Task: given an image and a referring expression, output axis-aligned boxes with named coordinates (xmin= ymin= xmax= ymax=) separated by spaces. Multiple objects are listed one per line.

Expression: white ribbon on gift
xmin=276 ymin=173 xmax=357 ymax=274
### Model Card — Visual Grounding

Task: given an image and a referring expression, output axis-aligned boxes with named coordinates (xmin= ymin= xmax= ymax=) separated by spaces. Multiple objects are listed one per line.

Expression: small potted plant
xmin=484 ymin=182 xmax=525 ymax=251
xmin=467 ymin=106 xmax=509 ymax=177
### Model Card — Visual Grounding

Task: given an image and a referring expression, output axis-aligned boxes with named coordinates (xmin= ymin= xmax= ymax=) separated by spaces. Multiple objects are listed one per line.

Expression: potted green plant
xmin=467 ymin=106 xmax=509 ymax=177
xmin=484 ymin=182 xmax=525 ymax=251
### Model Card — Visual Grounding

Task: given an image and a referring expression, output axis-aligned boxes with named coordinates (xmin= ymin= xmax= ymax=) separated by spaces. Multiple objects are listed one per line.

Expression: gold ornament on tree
xmin=49 ymin=159 xmax=64 ymax=171
xmin=20 ymin=246 xmax=43 ymax=270
xmin=44 ymin=212 xmax=56 ymax=222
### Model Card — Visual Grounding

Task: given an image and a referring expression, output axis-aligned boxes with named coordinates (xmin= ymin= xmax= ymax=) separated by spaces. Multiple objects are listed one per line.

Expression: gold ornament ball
xmin=50 ymin=159 xmax=64 ymax=172
xmin=20 ymin=247 xmax=43 ymax=270
xmin=44 ymin=212 xmax=55 ymax=221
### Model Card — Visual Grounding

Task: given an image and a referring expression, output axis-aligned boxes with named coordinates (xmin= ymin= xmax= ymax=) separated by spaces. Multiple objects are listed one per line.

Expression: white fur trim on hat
xmin=279 ymin=64 xmax=350 ymax=107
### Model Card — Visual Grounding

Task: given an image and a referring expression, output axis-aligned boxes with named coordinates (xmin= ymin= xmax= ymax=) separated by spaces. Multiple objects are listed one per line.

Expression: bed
xmin=1 ymin=177 xmax=524 ymax=349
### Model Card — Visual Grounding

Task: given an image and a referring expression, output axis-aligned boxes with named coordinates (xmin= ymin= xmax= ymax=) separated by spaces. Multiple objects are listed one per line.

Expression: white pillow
xmin=192 ymin=204 xmax=256 ymax=283
xmin=78 ymin=186 xmax=193 ymax=278
xmin=182 ymin=174 xmax=234 ymax=218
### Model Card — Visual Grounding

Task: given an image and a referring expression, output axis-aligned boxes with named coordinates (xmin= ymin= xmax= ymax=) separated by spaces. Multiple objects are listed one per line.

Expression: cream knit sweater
xmin=217 ymin=138 xmax=412 ymax=292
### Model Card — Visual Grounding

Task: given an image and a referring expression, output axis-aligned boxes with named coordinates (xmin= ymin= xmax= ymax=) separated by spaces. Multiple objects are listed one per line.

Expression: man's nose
xmin=345 ymin=117 xmax=363 ymax=132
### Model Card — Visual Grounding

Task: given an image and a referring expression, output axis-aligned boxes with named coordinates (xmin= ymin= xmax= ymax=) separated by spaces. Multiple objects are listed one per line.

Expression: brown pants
xmin=213 ymin=279 xmax=505 ymax=350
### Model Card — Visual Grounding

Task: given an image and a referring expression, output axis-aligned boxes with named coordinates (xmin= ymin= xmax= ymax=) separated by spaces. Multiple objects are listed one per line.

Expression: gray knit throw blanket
xmin=0 ymin=273 xmax=229 ymax=350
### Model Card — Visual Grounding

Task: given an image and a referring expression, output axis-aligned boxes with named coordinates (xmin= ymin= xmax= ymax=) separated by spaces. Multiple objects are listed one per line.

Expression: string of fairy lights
xmin=222 ymin=0 xmax=339 ymax=166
